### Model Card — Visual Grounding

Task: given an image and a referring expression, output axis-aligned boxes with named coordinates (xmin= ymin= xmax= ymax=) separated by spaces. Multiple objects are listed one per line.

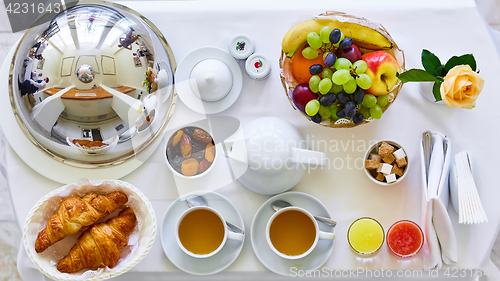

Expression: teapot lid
xmin=190 ymin=59 xmax=232 ymax=102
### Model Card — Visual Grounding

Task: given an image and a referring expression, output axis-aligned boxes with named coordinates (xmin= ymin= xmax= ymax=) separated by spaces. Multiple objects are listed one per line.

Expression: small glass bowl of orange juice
xmin=347 ymin=217 xmax=385 ymax=256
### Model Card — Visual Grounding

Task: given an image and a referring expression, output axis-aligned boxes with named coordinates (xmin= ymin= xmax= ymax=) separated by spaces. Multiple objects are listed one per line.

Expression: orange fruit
xmin=291 ymin=45 xmax=326 ymax=84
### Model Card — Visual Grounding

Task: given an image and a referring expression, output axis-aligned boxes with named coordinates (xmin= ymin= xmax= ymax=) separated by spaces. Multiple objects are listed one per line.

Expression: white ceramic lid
xmin=229 ymin=34 xmax=254 ymax=60
xmin=190 ymin=59 xmax=233 ymax=102
xmin=245 ymin=53 xmax=271 ymax=79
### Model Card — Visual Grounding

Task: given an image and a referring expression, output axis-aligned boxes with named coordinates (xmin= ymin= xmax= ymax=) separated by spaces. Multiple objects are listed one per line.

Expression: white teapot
xmin=224 ymin=117 xmax=326 ymax=195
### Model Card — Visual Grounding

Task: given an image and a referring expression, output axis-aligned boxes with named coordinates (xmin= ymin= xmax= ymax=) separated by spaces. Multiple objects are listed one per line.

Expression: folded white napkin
xmin=420 ymin=132 xmax=457 ymax=270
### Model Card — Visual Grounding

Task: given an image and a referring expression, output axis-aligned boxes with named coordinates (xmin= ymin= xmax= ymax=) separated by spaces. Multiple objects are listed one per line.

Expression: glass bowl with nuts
xmin=165 ymin=126 xmax=216 ymax=178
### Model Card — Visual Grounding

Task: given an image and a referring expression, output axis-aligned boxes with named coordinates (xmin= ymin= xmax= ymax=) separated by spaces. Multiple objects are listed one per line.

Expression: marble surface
xmin=0 ymin=0 xmax=499 ymax=280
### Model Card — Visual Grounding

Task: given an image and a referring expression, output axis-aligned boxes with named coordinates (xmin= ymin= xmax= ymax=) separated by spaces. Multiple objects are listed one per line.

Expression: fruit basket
xmin=279 ymin=11 xmax=405 ymax=128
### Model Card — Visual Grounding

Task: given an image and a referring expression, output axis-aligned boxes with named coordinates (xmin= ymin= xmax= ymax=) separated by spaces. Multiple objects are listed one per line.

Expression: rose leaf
xmin=421 ymin=50 xmax=443 ymax=77
xmin=397 ymin=69 xmax=440 ymax=83
xmin=444 ymin=54 xmax=477 ymax=73
xmin=432 ymin=81 xmax=443 ymax=102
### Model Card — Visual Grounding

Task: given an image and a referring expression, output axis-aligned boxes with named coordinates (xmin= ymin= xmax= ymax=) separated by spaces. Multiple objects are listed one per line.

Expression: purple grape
xmin=345 ymin=102 xmax=356 ymax=118
xmin=353 ymin=88 xmax=365 ymax=105
xmin=319 ymin=93 xmax=337 ymax=107
xmin=336 ymin=108 xmax=347 ymax=118
xmin=309 ymin=64 xmax=324 ymax=75
xmin=353 ymin=113 xmax=364 ymax=124
xmin=337 ymin=92 xmax=350 ymax=104
xmin=339 ymin=38 xmax=353 ymax=50
xmin=311 ymin=113 xmax=322 ymax=123
xmin=324 ymin=53 xmax=336 ymax=68
xmin=329 ymin=28 xmax=342 ymax=44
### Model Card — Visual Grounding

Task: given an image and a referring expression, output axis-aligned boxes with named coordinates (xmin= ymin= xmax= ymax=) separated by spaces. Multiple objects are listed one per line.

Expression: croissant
xmin=35 ymin=191 xmax=128 ymax=253
xmin=57 ymin=208 xmax=136 ymax=273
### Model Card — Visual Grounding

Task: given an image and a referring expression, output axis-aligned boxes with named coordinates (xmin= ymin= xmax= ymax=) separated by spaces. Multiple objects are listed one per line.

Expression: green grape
xmin=307 ymin=32 xmax=322 ymax=49
xmin=329 ymin=83 xmax=343 ymax=94
xmin=302 ymin=47 xmax=320 ymax=60
xmin=370 ymin=105 xmax=383 ymax=119
xmin=343 ymin=76 xmax=357 ymax=94
xmin=309 ymin=75 xmax=320 ymax=93
xmin=322 ymin=68 xmax=334 ymax=80
xmin=333 ymin=32 xmax=345 ymax=47
xmin=329 ymin=104 xmax=340 ymax=120
xmin=318 ymin=105 xmax=331 ymax=119
xmin=360 ymin=106 xmax=371 ymax=119
xmin=331 ymin=69 xmax=350 ymax=85
xmin=334 ymin=58 xmax=352 ymax=70
xmin=361 ymin=94 xmax=377 ymax=108
xmin=353 ymin=60 xmax=367 ymax=74
xmin=356 ymin=74 xmax=372 ymax=90
xmin=320 ymin=26 xmax=332 ymax=43
xmin=319 ymin=78 xmax=333 ymax=95
xmin=377 ymin=95 xmax=389 ymax=107
xmin=305 ymin=99 xmax=320 ymax=116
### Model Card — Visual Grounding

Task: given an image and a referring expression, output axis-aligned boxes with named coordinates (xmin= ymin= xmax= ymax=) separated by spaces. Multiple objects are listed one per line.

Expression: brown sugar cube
xmin=365 ymin=159 xmax=380 ymax=170
xmin=378 ymin=142 xmax=396 ymax=158
xmin=392 ymin=164 xmax=405 ymax=177
xmin=382 ymin=153 xmax=396 ymax=164
xmin=375 ymin=172 xmax=386 ymax=182
xmin=396 ymin=157 xmax=407 ymax=168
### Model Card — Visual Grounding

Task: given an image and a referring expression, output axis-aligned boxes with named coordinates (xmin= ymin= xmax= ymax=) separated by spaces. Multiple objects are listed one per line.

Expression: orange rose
xmin=440 ymin=65 xmax=484 ymax=109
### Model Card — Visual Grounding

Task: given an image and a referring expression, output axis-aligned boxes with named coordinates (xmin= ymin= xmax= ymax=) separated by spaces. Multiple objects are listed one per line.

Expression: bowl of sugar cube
xmin=364 ymin=140 xmax=408 ymax=185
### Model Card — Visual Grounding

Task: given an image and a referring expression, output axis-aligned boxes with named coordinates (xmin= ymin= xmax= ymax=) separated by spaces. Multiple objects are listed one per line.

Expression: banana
xmin=282 ymin=19 xmax=392 ymax=57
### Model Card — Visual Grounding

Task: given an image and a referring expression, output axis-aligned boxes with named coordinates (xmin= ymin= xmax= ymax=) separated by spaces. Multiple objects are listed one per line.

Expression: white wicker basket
xmin=23 ymin=179 xmax=157 ymax=281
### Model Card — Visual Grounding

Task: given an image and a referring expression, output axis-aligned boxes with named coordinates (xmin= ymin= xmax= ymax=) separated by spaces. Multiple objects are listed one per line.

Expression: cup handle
xmin=318 ymin=230 xmax=335 ymax=240
xmin=227 ymin=230 xmax=244 ymax=241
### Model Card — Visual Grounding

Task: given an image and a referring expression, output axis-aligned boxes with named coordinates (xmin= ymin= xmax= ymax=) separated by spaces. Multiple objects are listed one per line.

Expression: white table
xmin=5 ymin=0 xmax=500 ymax=279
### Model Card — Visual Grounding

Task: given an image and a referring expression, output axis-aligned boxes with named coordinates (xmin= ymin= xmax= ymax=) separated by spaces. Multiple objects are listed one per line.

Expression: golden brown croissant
xmin=57 ymin=208 xmax=136 ymax=273
xmin=35 ymin=191 xmax=128 ymax=253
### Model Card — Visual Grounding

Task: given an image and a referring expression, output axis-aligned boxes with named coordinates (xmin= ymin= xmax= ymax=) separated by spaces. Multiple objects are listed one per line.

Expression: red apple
xmin=335 ymin=44 xmax=361 ymax=63
xmin=362 ymin=51 xmax=401 ymax=96
xmin=292 ymin=84 xmax=319 ymax=113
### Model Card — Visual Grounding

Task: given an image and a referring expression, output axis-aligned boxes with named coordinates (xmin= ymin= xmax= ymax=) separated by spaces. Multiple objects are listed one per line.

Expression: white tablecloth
xmin=6 ymin=0 xmax=500 ymax=279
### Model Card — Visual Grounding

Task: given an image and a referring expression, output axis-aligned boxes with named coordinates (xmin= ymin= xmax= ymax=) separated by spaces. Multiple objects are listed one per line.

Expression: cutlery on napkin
xmin=452 ymin=151 xmax=488 ymax=224
xmin=421 ymin=131 xmax=457 ymax=270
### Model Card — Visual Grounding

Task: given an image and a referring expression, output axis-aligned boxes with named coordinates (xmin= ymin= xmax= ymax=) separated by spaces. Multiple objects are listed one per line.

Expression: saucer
xmin=250 ymin=191 xmax=335 ymax=276
xmin=160 ymin=190 xmax=245 ymax=275
xmin=175 ymin=47 xmax=242 ymax=114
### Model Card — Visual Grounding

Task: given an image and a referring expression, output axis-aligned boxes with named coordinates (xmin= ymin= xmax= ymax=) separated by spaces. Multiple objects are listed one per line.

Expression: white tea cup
xmin=176 ymin=206 xmax=243 ymax=258
xmin=266 ymin=206 xmax=335 ymax=260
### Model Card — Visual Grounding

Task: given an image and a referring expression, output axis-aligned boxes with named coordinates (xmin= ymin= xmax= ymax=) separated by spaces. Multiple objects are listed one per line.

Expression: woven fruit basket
xmin=279 ymin=11 xmax=405 ymax=128
xmin=23 ymin=179 xmax=156 ymax=281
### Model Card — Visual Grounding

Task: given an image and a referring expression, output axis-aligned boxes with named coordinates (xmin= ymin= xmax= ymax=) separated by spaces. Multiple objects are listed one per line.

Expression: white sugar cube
xmin=380 ymin=163 xmax=393 ymax=175
xmin=393 ymin=148 xmax=406 ymax=160
xmin=370 ymin=154 xmax=382 ymax=161
xmin=385 ymin=173 xmax=397 ymax=183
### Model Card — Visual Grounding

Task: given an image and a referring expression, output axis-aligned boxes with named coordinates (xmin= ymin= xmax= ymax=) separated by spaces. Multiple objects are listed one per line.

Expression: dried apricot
xmin=181 ymin=158 xmax=199 ymax=176
xmin=205 ymin=143 xmax=215 ymax=162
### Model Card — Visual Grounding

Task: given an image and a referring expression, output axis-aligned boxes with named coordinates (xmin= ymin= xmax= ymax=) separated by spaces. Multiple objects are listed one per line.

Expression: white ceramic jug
xmin=225 ymin=117 xmax=326 ymax=195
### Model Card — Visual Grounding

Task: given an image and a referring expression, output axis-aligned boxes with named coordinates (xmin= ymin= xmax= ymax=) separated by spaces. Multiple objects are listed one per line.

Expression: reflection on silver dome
xmin=76 ymin=64 xmax=94 ymax=83
xmin=10 ymin=2 xmax=176 ymax=168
